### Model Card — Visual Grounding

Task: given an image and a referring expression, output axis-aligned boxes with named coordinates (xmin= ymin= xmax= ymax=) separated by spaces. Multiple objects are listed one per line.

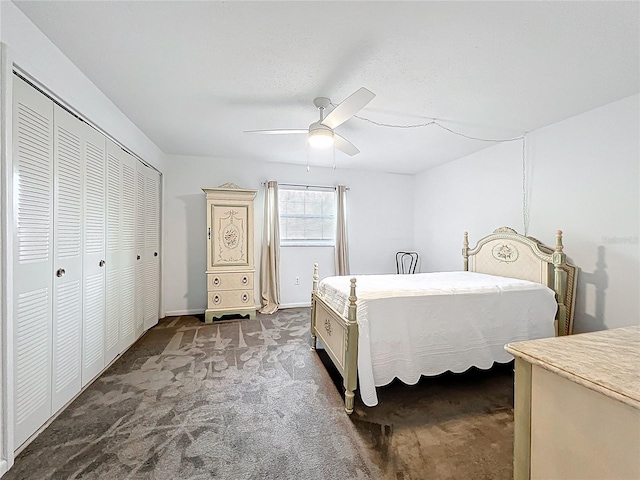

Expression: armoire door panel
xmin=13 ymin=76 xmax=54 ymax=447
xmin=52 ymin=104 xmax=84 ymax=411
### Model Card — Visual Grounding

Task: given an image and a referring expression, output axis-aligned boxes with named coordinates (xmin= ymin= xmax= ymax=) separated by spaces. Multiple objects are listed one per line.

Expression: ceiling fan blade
xmin=244 ymin=129 xmax=308 ymax=135
xmin=321 ymin=87 xmax=375 ymax=129
xmin=334 ymin=134 xmax=360 ymax=156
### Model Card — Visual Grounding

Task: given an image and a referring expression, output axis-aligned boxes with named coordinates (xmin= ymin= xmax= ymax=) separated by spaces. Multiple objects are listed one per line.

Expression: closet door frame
xmin=0 ymin=44 xmax=16 ymax=474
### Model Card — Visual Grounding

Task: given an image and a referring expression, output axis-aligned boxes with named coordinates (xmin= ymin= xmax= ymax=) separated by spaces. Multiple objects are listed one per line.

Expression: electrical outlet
xmin=294 ymin=276 xmax=300 ymax=285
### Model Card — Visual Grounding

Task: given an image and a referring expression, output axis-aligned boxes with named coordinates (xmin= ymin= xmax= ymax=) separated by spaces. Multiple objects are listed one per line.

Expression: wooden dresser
xmin=203 ymin=184 xmax=257 ymax=322
xmin=506 ymin=326 xmax=640 ymax=480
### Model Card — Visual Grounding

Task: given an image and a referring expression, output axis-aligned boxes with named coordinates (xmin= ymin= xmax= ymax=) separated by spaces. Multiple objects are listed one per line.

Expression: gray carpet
xmin=6 ymin=308 xmax=515 ymax=480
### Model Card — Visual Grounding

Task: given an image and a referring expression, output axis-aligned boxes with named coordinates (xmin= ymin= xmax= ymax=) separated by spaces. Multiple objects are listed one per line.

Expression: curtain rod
xmin=263 ymin=182 xmax=349 ymax=191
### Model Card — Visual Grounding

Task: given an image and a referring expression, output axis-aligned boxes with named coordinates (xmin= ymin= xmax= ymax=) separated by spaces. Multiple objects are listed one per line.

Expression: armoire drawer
xmin=207 ymin=272 xmax=253 ymax=291
xmin=208 ymin=290 xmax=254 ymax=309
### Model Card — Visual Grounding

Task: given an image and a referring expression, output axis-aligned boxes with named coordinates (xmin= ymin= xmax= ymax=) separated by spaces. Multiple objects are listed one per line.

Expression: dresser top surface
xmin=506 ymin=325 xmax=640 ymax=409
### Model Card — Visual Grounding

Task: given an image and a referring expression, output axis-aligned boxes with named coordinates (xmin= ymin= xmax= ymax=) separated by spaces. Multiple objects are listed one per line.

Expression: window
xmin=279 ymin=187 xmax=336 ymax=246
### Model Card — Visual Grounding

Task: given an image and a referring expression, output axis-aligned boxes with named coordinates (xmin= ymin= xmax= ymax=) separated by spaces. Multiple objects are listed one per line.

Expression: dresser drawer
xmin=207 ymin=272 xmax=253 ymax=291
xmin=208 ymin=289 xmax=254 ymax=309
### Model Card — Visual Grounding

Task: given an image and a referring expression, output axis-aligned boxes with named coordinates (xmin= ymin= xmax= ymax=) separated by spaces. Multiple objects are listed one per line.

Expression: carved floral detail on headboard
xmin=492 ymin=243 xmax=519 ymax=263
xmin=493 ymin=226 xmax=518 ymax=234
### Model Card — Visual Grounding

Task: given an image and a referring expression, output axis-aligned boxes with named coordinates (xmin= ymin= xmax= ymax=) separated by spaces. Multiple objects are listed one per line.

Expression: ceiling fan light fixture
xmin=245 ymin=88 xmax=375 ymax=156
xmin=308 ymin=128 xmax=334 ymax=149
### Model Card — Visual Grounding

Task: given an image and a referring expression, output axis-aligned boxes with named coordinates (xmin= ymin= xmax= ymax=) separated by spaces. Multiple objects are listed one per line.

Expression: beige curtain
xmin=335 ymin=185 xmax=350 ymax=276
xmin=259 ymin=181 xmax=280 ymax=314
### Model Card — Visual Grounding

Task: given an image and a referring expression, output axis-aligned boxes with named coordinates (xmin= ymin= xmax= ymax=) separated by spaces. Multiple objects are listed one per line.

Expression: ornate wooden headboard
xmin=462 ymin=227 xmax=578 ymax=336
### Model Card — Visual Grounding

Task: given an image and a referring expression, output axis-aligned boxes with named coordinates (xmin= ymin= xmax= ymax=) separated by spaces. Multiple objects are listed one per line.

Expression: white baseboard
xmin=164 ymin=309 xmax=204 ymax=317
xmin=0 ymin=460 xmax=8 ymax=478
xmin=165 ymin=304 xmax=310 ymax=318
xmin=279 ymin=302 xmax=311 ymax=309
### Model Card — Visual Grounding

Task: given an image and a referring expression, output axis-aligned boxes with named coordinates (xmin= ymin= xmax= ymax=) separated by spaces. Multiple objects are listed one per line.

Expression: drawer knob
xmin=241 ymin=293 xmax=249 ymax=303
xmin=241 ymin=276 xmax=249 ymax=285
xmin=213 ymin=277 xmax=221 ymax=287
xmin=213 ymin=294 xmax=221 ymax=305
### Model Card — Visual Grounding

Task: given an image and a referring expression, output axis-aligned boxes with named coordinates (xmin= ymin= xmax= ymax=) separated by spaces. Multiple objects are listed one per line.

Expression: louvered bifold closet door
xmin=143 ymin=167 xmax=160 ymax=330
xmin=119 ymin=151 xmax=137 ymax=350
xmin=81 ymin=123 xmax=106 ymax=386
xmin=105 ymin=140 xmax=123 ymax=364
xmin=51 ymin=105 xmax=84 ymax=413
xmin=134 ymin=162 xmax=146 ymax=339
xmin=12 ymin=77 xmax=55 ymax=447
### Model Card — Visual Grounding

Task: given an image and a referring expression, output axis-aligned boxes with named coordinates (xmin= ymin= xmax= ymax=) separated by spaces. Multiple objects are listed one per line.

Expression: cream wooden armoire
xmin=203 ymin=184 xmax=257 ymax=322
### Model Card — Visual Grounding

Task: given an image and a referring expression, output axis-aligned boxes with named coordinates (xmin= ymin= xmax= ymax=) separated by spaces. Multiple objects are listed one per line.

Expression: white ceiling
xmin=13 ymin=1 xmax=640 ymax=175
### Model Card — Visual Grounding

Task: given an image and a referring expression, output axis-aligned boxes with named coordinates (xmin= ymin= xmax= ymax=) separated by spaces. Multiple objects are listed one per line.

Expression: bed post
xmin=344 ymin=277 xmax=359 ymax=414
xmin=311 ymin=262 xmax=319 ymax=350
xmin=462 ymin=231 xmax=470 ymax=271
xmin=552 ymin=230 xmax=568 ymax=336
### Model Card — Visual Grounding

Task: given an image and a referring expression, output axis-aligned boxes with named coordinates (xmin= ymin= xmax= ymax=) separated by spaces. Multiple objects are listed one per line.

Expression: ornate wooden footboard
xmin=311 ymin=267 xmax=359 ymax=413
xmin=311 ymin=227 xmax=578 ymax=414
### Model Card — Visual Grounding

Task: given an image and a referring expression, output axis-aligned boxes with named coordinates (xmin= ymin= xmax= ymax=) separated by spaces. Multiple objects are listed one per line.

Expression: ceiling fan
xmin=244 ymin=87 xmax=375 ymax=156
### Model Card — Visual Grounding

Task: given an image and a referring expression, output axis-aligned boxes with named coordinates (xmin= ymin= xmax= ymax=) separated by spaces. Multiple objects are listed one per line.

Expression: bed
xmin=310 ymin=227 xmax=578 ymax=413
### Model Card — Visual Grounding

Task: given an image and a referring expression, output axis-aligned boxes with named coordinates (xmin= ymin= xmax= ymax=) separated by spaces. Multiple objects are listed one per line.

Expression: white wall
xmin=0 ymin=4 xmax=166 ymax=470
xmin=0 ymin=1 xmax=164 ymax=170
xmin=414 ymin=94 xmax=640 ymax=333
xmin=163 ymin=156 xmax=414 ymax=314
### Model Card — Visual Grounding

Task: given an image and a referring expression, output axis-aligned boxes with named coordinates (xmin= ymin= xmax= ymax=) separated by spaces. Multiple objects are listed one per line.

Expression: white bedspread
xmin=318 ymin=272 xmax=557 ymax=406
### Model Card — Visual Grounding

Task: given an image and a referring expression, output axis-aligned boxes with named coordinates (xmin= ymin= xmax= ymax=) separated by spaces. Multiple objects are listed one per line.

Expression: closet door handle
xmin=154 ymin=252 xmax=158 ymax=257
xmin=208 ymin=228 xmax=211 ymax=240
xmin=137 ymin=255 xmax=141 ymax=260
xmin=56 ymin=268 xmax=66 ymax=278
xmin=99 ymin=260 xmax=106 ymax=267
